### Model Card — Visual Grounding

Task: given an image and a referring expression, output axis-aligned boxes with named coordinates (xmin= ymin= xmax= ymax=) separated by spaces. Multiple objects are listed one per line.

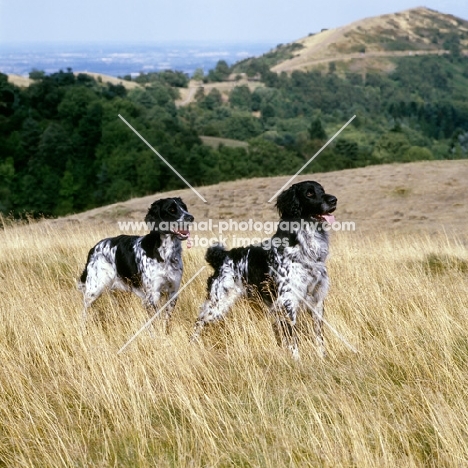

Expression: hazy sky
xmin=1 ymin=0 xmax=467 ymax=45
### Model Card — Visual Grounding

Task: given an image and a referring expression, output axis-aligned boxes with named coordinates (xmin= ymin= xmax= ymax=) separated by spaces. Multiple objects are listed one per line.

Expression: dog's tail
xmin=77 ymin=247 xmax=93 ymax=291
xmin=205 ymin=243 xmax=228 ymax=269
xmin=77 ymin=268 xmax=87 ymax=292
xmin=77 ymin=271 xmax=86 ymax=290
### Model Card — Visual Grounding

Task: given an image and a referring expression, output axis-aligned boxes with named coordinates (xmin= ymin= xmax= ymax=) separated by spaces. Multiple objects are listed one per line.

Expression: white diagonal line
xmin=117 ymin=266 xmax=206 ymax=354
xmin=118 ymin=114 xmax=207 ymax=203
xmin=269 ymin=266 xmax=358 ymax=353
xmin=268 ymin=115 xmax=356 ymax=203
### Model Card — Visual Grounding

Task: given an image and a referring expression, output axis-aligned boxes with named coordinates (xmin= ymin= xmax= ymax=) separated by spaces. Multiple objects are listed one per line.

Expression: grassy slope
xmin=61 ymin=160 xmax=468 ymax=236
xmin=1 ymin=160 xmax=468 ymax=466
xmin=7 ymin=72 xmax=141 ymax=90
xmin=175 ymin=79 xmax=264 ymax=107
xmin=270 ymin=7 xmax=468 ymax=73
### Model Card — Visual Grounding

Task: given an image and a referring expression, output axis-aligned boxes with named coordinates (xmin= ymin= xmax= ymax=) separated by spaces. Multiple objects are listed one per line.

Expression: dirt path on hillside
xmin=273 ymin=49 xmax=452 ymax=73
xmin=176 ymin=85 xmax=199 ymax=107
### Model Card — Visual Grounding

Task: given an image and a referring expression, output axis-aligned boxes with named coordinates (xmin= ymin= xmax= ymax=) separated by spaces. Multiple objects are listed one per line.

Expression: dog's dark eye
xmin=306 ymin=191 xmax=314 ymax=197
xmin=169 ymin=207 xmax=177 ymax=213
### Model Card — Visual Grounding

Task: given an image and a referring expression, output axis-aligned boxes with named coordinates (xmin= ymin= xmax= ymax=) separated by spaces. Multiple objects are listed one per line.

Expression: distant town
xmin=0 ymin=41 xmax=274 ymax=77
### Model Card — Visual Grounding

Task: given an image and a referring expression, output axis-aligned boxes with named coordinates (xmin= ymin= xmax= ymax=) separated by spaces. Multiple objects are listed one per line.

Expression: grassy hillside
xmin=180 ymin=17 xmax=468 ymax=190
xmin=7 ymin=72 xmax=141 ymax=90
xmin=237 ymin=7 xmax=468 ymax=74
xmin=58 ymin=160 xmax=468 ymax=236
xmin=1 ymin=161 xmax=468 ymax=465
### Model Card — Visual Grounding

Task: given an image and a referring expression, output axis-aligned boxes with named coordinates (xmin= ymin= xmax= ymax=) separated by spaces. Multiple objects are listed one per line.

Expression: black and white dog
xmin=191 ymin=181 xmax=337 ymax=358
xmin=78 ymin=197 xmax=194 ymax=330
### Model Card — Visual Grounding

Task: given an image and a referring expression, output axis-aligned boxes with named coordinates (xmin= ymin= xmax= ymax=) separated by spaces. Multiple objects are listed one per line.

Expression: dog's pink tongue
xmin=323 ymin=214 xmax=335 ymax=224
xmin=186 ymin=234 xmax=193 ymax=249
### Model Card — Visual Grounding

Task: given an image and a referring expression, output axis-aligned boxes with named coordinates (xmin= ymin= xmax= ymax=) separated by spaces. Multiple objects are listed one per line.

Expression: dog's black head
xmin=276 ymin=181 xmax=337 ymax=221
xmin=145 ymin=197 xmax=194 ymax=240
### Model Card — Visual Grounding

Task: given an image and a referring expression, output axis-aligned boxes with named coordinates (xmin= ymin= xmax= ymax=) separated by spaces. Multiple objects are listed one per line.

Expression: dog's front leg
xmin=306 ymin=275 xmax=329 ymax=358
xmin=271 ymin=307 xmax=300 ymax=360
xmin=143 ymin=290 xmax=162 ymax=337
xmin=162 ymin=289 xmax=179 ymax=334
xmin=315 ymin=304 xmax=325 ymax=358
xmin=308 ymin=299 xmax=325 ymax=358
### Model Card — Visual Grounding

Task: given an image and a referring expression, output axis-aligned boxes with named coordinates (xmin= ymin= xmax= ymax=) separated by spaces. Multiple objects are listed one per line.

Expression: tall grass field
xmin=0 ymin=216 xmax=467 ymax=467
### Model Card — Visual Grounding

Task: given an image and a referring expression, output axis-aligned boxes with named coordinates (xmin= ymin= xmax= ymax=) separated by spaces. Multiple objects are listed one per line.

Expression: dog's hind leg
xmin=191 ymin=273 xmax=243 ymax=343
xmin=79 ymin=260 xmax=116 ymax=329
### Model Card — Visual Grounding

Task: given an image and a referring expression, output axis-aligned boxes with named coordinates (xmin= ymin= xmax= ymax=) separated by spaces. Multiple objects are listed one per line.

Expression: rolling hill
xmin=175 ymin=7 xmax=468 ymax=106
xmin=234 ymin=7 xmax=468 ymax=75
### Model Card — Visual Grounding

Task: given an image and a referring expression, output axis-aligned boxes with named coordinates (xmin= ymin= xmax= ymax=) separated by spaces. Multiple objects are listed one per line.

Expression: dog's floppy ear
xmin=174 ymin=197 xmax=188 ymax=211
xmin=276 ymin=184 xmax=301 ymax=219
xmin=145 ymin=200 xmax=161 ymax=227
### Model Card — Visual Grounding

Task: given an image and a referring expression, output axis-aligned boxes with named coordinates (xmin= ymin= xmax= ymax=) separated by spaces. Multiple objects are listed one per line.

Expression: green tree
xmin=443 ymin=32 xmax=461 ymax=58
xmin=220 ymin=114 xmax=262 ymax=140
xmin=251 ymin=91 xmax=262 ymax=111
xmin=207 ymin=60 xmax=231 ymax=82
xmin=135 ymin=151 xmax=162 ymax=193
xmin=0 ymin=157 xmax=15 ymax=212
xmin=37 ymin=123 xmax=73 ymax=173
xmin=58 ymin=87 xmax=98 ymax=127
xmin=373 ymin=132 xmax=411 ymax=163
xmin=29 ymin=69 xmax=46 ymax=80
xmin=247 ymin=138 xmax=303 ymax=176
xmin=402 ymin=146 xmax=434 ymax=162
xmin=230 ymin=85 xmax=252 ymax=110
xmin=200 ymin=89 xmax=223 ymax=111
xmin=56 ymin=164 xmax=78 ymax=215
xmin=192 ymin=68 xmax=204 ymax=82
xmin=308 ymin=118 xmax=327 ymax=140
xmin=335 ymin=138 xmax=358 ymax=162
xmin=18 ymin=118 xmax=41 ymax=171
xmin=261 ymin=103 xmax=276 ymax=121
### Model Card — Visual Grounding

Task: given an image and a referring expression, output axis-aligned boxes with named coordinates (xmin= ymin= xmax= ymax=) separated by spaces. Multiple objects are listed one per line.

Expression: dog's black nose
xmin=328 ymin=196 xmax=337 ymax=206
xmin=186 ymin=215 xmax=195 ymax=223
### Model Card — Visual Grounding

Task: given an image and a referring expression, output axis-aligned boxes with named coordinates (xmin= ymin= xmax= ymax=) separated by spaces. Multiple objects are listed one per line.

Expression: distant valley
xmin=0 ymin=41 xmax=272 ymax=78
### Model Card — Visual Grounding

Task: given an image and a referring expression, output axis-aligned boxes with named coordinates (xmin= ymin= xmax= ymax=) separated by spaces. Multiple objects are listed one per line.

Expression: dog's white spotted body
xmin=192 ymin=181 xmax=337 ymax=358
xmin=78 ymin=197 xmax=193 ymax=329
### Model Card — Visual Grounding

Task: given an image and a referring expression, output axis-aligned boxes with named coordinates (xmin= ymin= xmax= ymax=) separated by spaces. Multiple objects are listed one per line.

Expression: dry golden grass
xmin=72 ymin=73 xmax=141 ymax=90
xmin=1 ymin=213 xmax=468 ymax=466
xmin=7 ymin=73 xmax=141 ymax=90
xmin=7 ymin=74 xmax=33 ymax=88
xmin=8 ymin=72 xmax=141 ymax=90
xmin=175 ymin=79 xmax=265 ymax=107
